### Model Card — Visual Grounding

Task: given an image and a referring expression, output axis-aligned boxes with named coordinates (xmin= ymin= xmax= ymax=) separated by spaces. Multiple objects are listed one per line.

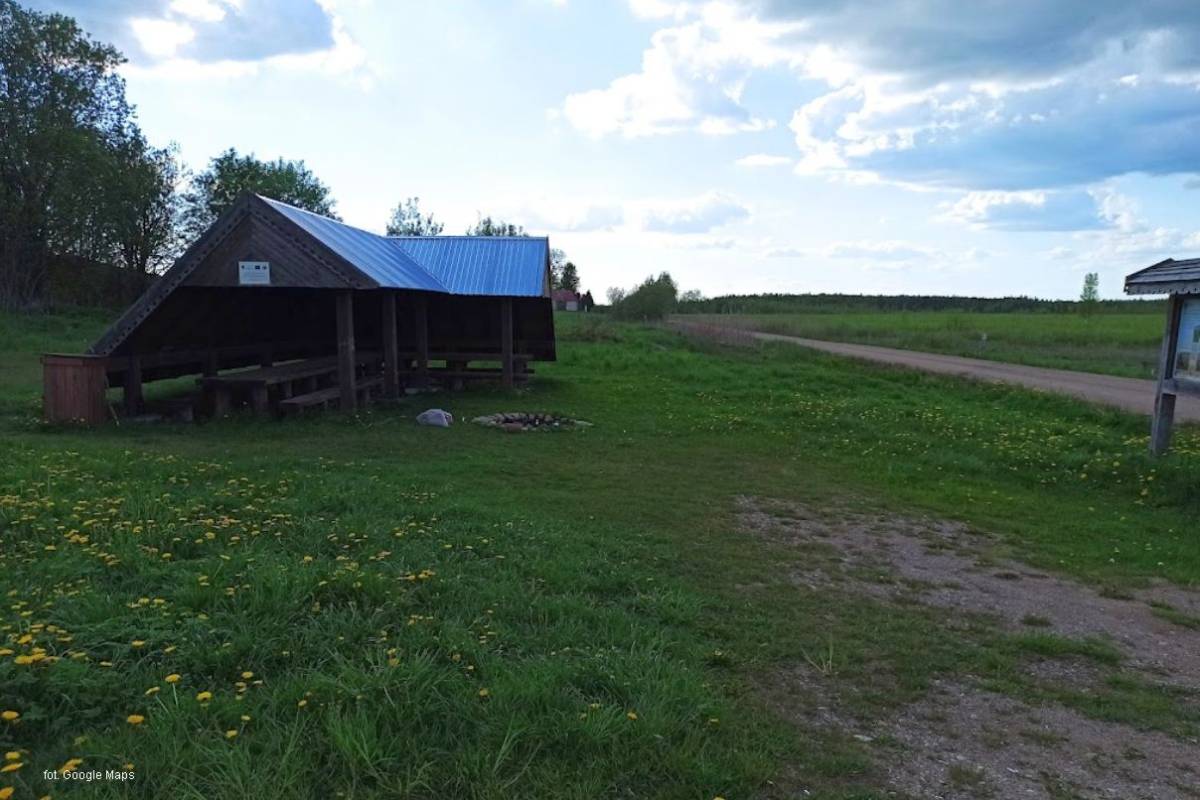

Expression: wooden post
xmin=203 ymin=350 xmax=218 ymax=377
xmin=250 ymin=384 xmax=269 ymax=414
xmin=382 ymin=291 xmax=400 ymax=400
xmin=124 ymin=355 xmax=143 ymax=416
xmin=414 ymin=294 xmax=429 ymax=387
xmin=1150 ymin=294 xmax=1183 ymax=456
xmin=500 ymin=297 xmax=514 ymax=389
xmin=336 ymin=291 xmax=357 ymax=412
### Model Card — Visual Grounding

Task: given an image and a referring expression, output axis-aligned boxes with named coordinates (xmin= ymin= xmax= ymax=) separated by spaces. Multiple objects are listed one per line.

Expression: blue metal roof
xmin=261 ymin=197 xmax=447 ymax=292
xmin=392 ymin=236 xmax=548 ymax=297
xmin=261 ymin=197 xmax=548 ymax=297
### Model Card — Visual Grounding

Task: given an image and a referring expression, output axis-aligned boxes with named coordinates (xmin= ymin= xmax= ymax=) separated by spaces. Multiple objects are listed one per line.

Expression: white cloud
xmin=521 ymin=202 xmax=625 ymax=233
xmin=1045 ymin=246 xmax=1077 ymax=261
xmin=570 ymin=1 xmax=1200 ymax=193
xmin=941 ymin=190 xmax=1110 ymax=231
xmin=129 ymin=18 xmax=195 ymax=58
xmin=670 ymin=236 xmax=737 ymax=249
xmin=637 ymin=191 xmax=751 ymax=233
xmin=121 ymin=6 xmax=369 ymax=84
xmin=168 ymin=0 xmax=227 ymax=22
xmin=561 ymin=6 xmax=797 ymax=137
xmin=821 ymin=240 xmax=942 ymax=263
xmin=627 ymin=0 xmax=690 ymax=20
xmin=735 ymin=153 xmax=792 ymax=168
xmin=45 ymin=0 xmax=343 ymax=66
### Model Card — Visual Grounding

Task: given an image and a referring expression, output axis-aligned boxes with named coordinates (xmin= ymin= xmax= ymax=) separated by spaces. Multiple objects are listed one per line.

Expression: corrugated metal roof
xmin=1125 ymin=258 xmax=1200 ymax=295
xmin=392 ymin=236 xmax=548 ymax=297
xmin=261 ymin=197 xmax=447 ymax=292
xmin=262 ymin=197 xmax=547 ymax=297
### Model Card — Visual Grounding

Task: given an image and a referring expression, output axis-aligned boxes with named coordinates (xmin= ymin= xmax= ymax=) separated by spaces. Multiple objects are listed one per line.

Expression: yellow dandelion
xmin=240 ymin=715 xmax=251 ymax=722
xmin=0 ymin=762 xmax=21 ymax=773
xmin=0 ymin=711 xmax=17 ymax=722
xmin=240 ymin=671 xmax=253 ymax=680
xmin=195 ymin=691 xmax=212 ymax=703
xmin=0 ymin=787 xmax=12 ymax=800
xmin=126 ymin=714 xmax=145 ymax=725
xmin=145 ymin=686 xmax=161 ymax=696
xmin=224 ymin=729 xmax=238 ymax=739
xmin=131 ymin=640 xmax=146 ymax=649
xmin=626 ymin=711 xmax=638 ymax=721
xmin=478 ymin=688 xmax=490 ymax=698
xmin=297 ymin=699 xmax=308 ymax=708
xmin=2 ymin=754 xmax=16 ymax=762
xmin=165 ymin=673 xmax=181 ymax=683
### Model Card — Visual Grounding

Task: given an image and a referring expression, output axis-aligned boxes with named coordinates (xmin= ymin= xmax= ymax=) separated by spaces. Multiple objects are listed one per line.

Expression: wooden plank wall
xmin=43 ymin=355 xmax=110 ymax=425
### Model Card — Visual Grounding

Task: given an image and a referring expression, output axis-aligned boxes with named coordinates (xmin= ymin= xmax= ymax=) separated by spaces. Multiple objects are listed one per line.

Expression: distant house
xmin=552 ymin=289 xmax=580 ymax=311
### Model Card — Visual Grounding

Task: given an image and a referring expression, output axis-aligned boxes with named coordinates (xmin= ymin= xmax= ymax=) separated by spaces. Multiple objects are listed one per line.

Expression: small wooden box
xmin=42 ymin=354 xmax=110 ymax=425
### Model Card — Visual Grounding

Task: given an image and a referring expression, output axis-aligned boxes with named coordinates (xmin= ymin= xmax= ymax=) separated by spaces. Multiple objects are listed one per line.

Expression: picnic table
xmin=199 ymin=352 xmax=380 ymax=415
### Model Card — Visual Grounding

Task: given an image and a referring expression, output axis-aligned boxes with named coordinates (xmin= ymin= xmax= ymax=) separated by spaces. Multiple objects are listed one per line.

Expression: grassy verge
xmin=683 ymin=311 xmax=1165 ymax=378
xmin=1 ymin=310 xmax=1197 ymax=798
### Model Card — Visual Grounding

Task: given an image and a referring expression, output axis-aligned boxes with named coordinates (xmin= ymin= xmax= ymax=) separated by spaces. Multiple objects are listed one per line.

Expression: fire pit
xmin=472 ymin=412 xmax=591 ymax=432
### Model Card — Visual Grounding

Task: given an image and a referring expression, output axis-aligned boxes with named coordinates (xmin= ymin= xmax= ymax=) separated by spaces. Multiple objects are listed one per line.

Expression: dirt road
xmin=673 ymin=322 xmax=1200 ymax=422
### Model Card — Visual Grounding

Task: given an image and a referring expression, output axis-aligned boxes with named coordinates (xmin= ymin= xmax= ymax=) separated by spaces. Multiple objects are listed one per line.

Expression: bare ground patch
xmin=740 ymin=496 xmax=1200 ymax=799
xmin=738 ymin=496 xmax=1200 ymax=687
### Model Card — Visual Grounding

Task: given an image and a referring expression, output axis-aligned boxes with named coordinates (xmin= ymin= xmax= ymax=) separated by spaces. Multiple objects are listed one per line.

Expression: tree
xmin=610 ymin=272 xmax=678 ymax=321
xmin=386 ymin=196 xmax=443 ymax=236
xmin=106 ymin=135 xmax=183 ymax=274
xmin=549 ymin=247 xmax=566 ymax=287
xmin=679 ymin=289 xmax=705 ymax=304
xmin=606 ymin=287 xmax=626 ymax=306
xmin=0 ymin=0 xmax=131 ymax=307
xmin=466 ymin=215 xmax=526 ymax=237
xmin=559 ymin=261 xmax=580 ymax=292
xmin=1080 ymin=272 xmax=1099 ymax=318
xmin=546 ymin=248 xmax=582 ymax=292
xmin=181 ymin=148 xmax=338 ymax=240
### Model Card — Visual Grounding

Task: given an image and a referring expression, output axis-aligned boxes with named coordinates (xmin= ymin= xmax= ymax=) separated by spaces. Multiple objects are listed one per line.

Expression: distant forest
xmin=676 ymin=293 xmax=1165 ymax=315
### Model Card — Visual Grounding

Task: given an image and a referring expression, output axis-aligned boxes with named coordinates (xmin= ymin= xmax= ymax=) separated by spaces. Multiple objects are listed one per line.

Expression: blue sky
xmin=36 ymin=0 xmax=1200 ymax=299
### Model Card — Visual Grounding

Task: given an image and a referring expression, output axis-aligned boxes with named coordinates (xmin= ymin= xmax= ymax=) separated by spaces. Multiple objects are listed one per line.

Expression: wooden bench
xmin=200 ymin=352 xmax=380 ymax=415
xmin=279 ymin=377 xmax=382 ymax=414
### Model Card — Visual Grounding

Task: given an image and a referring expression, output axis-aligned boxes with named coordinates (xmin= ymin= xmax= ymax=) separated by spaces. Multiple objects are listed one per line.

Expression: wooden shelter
xmin=1125 ymin=257 xmax=1200 ymax=455
xmin=43 ymin=193 xmax=556 ymax=423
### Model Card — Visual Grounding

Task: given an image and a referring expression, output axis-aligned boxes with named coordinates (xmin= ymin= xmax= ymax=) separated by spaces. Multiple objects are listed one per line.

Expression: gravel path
xmin=674 ymin=321 xmax=1200 ymax=422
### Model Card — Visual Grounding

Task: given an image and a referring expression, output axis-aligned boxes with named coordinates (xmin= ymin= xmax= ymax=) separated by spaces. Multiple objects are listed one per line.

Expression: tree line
xmin=0 ymin=1 xmax=583 ymax=310
xmin=673 ymin=292 xmax=1162 ymax=316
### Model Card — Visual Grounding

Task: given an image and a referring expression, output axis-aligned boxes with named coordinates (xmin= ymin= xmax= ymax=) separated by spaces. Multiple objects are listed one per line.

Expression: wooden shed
xmin=43 ymin=193 xmax=556 ymax=423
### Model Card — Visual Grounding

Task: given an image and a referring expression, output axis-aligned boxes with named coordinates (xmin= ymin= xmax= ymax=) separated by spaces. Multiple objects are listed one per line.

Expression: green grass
xmin=1 ymin=310 xmax=1198 ymax=798
xmin=685 ymin=311 xmax=1165 ymax=378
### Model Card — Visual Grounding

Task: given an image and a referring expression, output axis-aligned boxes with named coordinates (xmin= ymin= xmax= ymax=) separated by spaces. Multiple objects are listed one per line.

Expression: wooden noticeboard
xmin=1150 ymin=295 xmax=1200 ymax=455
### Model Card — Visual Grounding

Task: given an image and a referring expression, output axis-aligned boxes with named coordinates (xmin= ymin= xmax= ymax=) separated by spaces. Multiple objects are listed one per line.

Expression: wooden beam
xmin=414 ymin=294 xmax=429 ymax=387
xmin=1150 ymin=294 xmax=1184 ymax=456
xmin=382 ymin=291 xmax=400 ymax=399
xmin=124 ymin=355 xmax=143 ymax=415
xmin=501 ymin=297 xmax=514 ymax=389
xmin=336 ymin=290 xmax=357 ymax=412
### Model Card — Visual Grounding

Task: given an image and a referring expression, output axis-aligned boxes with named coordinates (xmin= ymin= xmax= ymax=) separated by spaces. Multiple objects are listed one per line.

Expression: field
xmin=2 ymin=309 xmax=1199 ymax=799
xmin=684 ymin=311 xmax=1165 ymax=378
